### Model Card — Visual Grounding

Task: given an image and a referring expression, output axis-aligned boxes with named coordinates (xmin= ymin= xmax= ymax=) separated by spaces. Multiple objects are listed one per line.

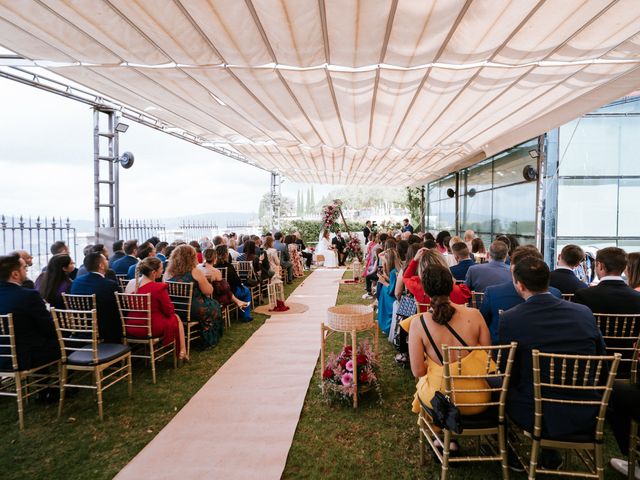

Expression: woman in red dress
xmin=125 ymin=257 xmax=188 ymax=360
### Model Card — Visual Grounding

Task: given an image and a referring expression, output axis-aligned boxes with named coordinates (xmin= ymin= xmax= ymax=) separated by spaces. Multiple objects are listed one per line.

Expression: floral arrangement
xmin=346 ymin=235 xmax=363 ymax=262
xmin=322 ymin=340 xmax=381 ymax=403
xmin=321 ymin=199 xmax=343 ymax=230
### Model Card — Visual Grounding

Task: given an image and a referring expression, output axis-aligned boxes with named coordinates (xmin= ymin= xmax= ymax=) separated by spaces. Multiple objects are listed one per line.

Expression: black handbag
xmin=420 ymin=391 xmax=463 ymax=434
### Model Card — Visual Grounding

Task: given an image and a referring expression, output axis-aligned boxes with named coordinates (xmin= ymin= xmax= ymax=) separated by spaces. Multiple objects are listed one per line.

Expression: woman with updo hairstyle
xmin=198 ymin=248 xmax=249 ymax=310
xmin=402 ymin=248 xmax=471 ymax=313
xmin=36 ymin=253 xmax=75 ymax=309
xmin=409 ymin=264 xmax=492 ymax=420
xmin=626 ymin=252 xmax=640 ymax=291
xmin=214 ymin=244 xmax=254 ymax=322
xmin=124 ymin=257 xmax=188 ymax=360
xmin=165 ymin=244 xmax=223 ymax=347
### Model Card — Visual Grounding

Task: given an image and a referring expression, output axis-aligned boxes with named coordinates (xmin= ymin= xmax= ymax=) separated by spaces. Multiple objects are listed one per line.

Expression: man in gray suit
xmin=465 ymin=240 xmax=511 ymax=292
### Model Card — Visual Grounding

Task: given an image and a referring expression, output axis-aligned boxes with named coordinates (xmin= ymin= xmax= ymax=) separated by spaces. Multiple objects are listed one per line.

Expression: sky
xmin=0 ymin=76 xmax=334 ymax=221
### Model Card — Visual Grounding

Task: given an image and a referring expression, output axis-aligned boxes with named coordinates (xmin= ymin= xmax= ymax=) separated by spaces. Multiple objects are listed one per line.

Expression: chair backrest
xmin=236 ymin=261 xmax=255 ymax=281
xmin=115 ymin=293 xmax=152 ymax=338
xmin=115 ymin=273 xmax=128 ymax=282
xmin=415 ymin=301 xmax=431 ymax=313
xmin=62 ymin=293 xmax=97 ymax=311
xmin=0 ymin=314 xmax=18 ymax=371
xmin=117 ymin=277 xmax=129 ymax=292
xmin=469 ymin=291 xmax=484 ymax=309
xmin=51 ymin=308 xmax=99 ymax=363
xmin=217 ymin=267 xmax=228 ymax=282
xmin=531 ymin=350 xmax=621 ymax=443
xmin=561 ymin=293 xmax=574 ymax=302
xmin=166 ymin=281 xmax=194 ymax=323
xmin=593 ymin=313 xmax=640 ymax=382
xmin=442 ymin=342 xmax=517 ymax=421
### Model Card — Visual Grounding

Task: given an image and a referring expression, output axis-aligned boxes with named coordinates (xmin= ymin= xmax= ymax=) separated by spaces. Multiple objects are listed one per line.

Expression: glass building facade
xmin=425 ymin=94 xmax=640 ymax=265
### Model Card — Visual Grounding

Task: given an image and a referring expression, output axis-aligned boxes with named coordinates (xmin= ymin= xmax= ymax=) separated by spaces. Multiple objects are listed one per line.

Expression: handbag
xmin=396 ymin=293 xmax=417 ymax=318
xmin=420 ymin=391 xmax=463 ymax=434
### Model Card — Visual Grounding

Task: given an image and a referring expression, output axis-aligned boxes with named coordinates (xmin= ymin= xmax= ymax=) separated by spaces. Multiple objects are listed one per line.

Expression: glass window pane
xmin=619 ymin=118 xmax=640 ymax=175
xmin=558 ymin=118 xmax=620 ymax=176
xmin=492 ymin=183 xmax=536 ymax=236
xmin=556 ymin=239 xmax=616 ymax=252
xmin=461 ymin=190 xmax=492 ymax=235
xmin=492 ymin=139 xmax=538 ymax=188
xmin=462 ymin=160 xmax=492 ymax=194
xmin=618 ymin=179 xmax=640 ymax=236
xmin=557 ymin=179 xmax=618 ymax=237
xmin=618 ymin=240 xmax=640 ymax=253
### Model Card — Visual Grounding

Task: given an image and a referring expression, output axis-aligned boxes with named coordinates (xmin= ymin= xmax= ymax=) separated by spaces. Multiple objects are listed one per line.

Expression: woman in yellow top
xmin=409 ymin=263 xmax=492 ymax=421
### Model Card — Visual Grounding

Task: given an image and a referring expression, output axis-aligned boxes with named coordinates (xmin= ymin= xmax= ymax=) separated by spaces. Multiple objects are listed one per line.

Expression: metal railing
xmin=0 ymin=215 xmax=77 ymax=272
xmin=117 ymin=218 xmax=166 ymax=242
xmin=179 ymin=220 xmax=218 ymax=240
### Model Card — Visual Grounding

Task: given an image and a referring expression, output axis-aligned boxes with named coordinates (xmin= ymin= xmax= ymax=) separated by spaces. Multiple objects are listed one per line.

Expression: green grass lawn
xmin=282 ymin=271 xmax=625 ymax=480
xmin=0 ymin=275 xmax=307 ymax=480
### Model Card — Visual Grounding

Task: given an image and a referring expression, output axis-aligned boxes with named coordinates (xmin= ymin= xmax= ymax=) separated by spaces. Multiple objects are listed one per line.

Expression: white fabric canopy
xmin=1 ymin=0 xmax=640 ymax=185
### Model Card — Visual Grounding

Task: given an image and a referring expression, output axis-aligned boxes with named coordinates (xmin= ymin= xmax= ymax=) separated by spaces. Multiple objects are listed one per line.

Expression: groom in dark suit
xmin=332 ymin=229 xmax=347 ymax=266
xmin=70 ymin=252 xmax=121 ymax=343
xmin=0 ymin=253 xmax=60 ymax=371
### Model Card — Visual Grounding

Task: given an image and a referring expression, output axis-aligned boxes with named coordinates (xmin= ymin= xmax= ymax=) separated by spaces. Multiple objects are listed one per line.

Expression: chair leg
xmin=441 ymin=429 xmax=451 ymax=480
xmin=15 ymin=374 xmax=24 ymax=430
xmin=629 ymin=421 xmax=638 ymax=480
xmin=57 ymin=364 xmax=66 ymax=419
xmin=529 ymin=439 xmax=540 ymax=480
xmin=173 ymin=341 xmax=177 ymax=369
xmin=149 ymin=342 xmax=157 ymax=384
xmin=95 ymin=369 xmax=104 ymax=421
xmin=127 ymin=356 xmax=133 ymax=396
xmin=185 ymin=323 xmax=191 ymax=358
xmin=498 ymin=424 xmax=510 ymax=480
xmin=594 ymin=443 xmax=605 ymax=480
xmin=419 ymin=425 xmax=426 ymax=466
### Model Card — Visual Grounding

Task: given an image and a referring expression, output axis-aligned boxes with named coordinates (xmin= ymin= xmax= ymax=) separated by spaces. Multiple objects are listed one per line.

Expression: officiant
xmin=332 ymin=229 xmax=348 ymax=266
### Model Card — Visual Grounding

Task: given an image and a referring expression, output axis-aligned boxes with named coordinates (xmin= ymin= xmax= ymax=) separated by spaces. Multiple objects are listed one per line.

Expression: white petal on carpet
xmin=115 ymin=268 xmax=345 ymax=480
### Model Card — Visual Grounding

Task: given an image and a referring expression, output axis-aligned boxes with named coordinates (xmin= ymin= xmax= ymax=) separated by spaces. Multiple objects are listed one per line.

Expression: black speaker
xmin=118 ymin=152 xmax=135 ymax=169
xmin=522 ymin=165 xmax=538 ymax=181
xmin=446 ymin=188 xmax=456 ymax=198
xmin=468 ymin=188 xmax=476 ymax=197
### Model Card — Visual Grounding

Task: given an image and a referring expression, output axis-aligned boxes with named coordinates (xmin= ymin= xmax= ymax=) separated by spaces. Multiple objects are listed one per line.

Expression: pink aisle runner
xmin=116 ymin=268 xmax=345 ymax=480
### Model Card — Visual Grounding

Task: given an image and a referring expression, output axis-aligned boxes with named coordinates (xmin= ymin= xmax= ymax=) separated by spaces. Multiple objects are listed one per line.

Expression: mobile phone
xmin=377 ymin=266 xmax=383 ymax=274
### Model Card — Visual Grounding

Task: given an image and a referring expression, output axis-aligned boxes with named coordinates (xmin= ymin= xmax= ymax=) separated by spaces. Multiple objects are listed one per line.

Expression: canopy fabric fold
xmin=1 ymin=0 xmax=640 ymax=184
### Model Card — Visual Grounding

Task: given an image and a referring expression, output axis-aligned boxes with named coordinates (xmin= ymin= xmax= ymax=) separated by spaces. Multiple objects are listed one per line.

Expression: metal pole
xmin=93 ymin=109 xmax=100 ymax=239
xmin=113 ymin=115 xmax=120 ymax=240
xmin=534 ymin=134 xmax=547 ymax=253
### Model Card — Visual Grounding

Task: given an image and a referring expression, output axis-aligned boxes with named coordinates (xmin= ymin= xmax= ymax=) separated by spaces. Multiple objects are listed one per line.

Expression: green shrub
xmin=280 ymin=219 xmax=368 ymax=244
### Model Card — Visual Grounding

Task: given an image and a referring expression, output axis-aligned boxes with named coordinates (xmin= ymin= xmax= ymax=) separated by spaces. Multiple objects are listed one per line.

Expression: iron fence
xmin=0 ymin=215 xmax=78 ymax=272
xmin=117 ymin=218 xmax=167 ymax=242
xmin=179 ymin=220 xmax=218 ymax=240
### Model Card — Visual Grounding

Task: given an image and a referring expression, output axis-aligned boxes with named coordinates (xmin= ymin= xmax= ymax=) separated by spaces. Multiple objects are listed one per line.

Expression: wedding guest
xmin=574 ymin=247 xmax=640 ymax=314
xmin=435 ymin=231 xmax=451 ymax=255
xmin=165 ymin=244 xmax=223 ymax=347
xmin=126 ymin=257 xmax=187 ymax=360
xmin=46 ymin=241 xmax=78 ymax=279
xmin=409 ymin=264 xmax=491 ymax=424
xmin=608 ymin=381 xmax=640 ymax=478
xmin=549 ymin=244 xmax=587 ymax=294
xmin=377 ymin=249 xmax=402 ymax=335
xmin=401 ymin=218 xmax=414 ymax=234
xmin=155 ymin=241 xmax=168 ymax=264
xmin=189 ymin=240 xmax=203 ymax=264
xmin=294 ymin=231 xmax=312 ymax=270
xmin=110 ymin=240 xmax=125 ymax=267
xmin=332 ymin=229 xmax=347 ymax=266
xmin=126 ymin=241 xmax=156 ymax=280
xmin=35 ymin=254 xmax=75 ymax=309
xmin=70 ymin=252 xmax=121 ymax=343
xmin=214 ymin=244 xmax=253 ymax=322
xmin=499 ymin=256 xmax=605 ymax=469
xmin=286 ymin=235 xmax=304 ymax=277
xmin=78 ymin=244 xmax=116 ymax=280
xmin=112 ymin=240 xmax=138 ymax=275
xmin=196 ymin=248 xmax=251 ymax=313
xmin=363 ymin=221 xmax=372 ymax=245
xmin=464 ymin=230 xmax=475 ymax=250
xmin=0 ymin=253 xmax=60 ymax=371
xmin=472 ymin=238 xmax=486 ymax=259
xmin=465 ymin=241 xmax=511 ymax=293
xmin=363 ymin=246 xmax=382 ymax=299
xmin=14 ymin=250 xmax=35 ymax=289
xmin=273 ymin=232 xmax=293 ymax=283
xmin=626 ymin=252 xmax=640 ymax=292
xmin=450 ymin=242 xmax=474 ymax=281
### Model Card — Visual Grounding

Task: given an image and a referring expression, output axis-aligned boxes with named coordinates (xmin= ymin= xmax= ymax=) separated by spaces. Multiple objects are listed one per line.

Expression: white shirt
xmin=599 ymin=275 xmax=625 ymax=282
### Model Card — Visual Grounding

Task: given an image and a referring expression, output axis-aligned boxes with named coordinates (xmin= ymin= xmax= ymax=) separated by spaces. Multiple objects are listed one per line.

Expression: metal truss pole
xmin=270 ymin=172 xmax=282 ymax=231
xmin=93 ymin=108 xmax=119 ymax=243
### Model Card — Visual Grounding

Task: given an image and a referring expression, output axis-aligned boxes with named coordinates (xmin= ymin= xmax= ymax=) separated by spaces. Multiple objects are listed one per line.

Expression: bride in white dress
xmin=317 ymin=229 xmax=339 ymax=268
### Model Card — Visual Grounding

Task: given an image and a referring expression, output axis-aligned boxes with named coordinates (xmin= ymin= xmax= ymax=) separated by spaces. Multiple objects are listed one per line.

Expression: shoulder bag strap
xmin=419 ymin=314 xmax=443 ymax=364
xmin=443 ymin=323 xmax=469 ymax=347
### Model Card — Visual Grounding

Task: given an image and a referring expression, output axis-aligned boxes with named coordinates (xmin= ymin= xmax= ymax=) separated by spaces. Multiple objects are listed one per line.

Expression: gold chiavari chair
xmin=62 ymin=293 xmax=97 ymax=311
xmin=469 ymin=291 xmax=484 ymax=309
xmin=115 ymin=293 xmax=176 ymax=384
xmin=517 ymin=350 xmax=621 ymax=480
xmin=418 ymin=343 xmax=518 ymax=480
xmin=166 ymin=281 xmax=198 ymax=357
xmin=236 ymin=260 xmax=261 ymax=304
xmin=561 ymin=293 xmax=574 ymax=302
xmin=117 ymin=277 xmax=129 ymax=293
xmin=212 ymin=267 xmax=236 ymax=329
xmin=51 ymin=308 xmax=132 ymax=420
xmin=0 ymin=313 xmax=62 ymax=429
xmin=593 ymin=313 xmax=640 ymax=381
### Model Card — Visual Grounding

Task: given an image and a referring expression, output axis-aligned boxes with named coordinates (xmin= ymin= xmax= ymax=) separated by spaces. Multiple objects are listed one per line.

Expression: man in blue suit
xmin=465 ymin=240 xmax=511 ymax=292
xmin=112 ymin=239 xmax=138 ymax=276
xmin=450 ymin=242 xmax=475 ymax=281
xmin=0 ymin=253 xmax=60 ymax=371
xmin=481 ymin=246 xmax=562 ymax=343
xmin=499 ymin=256 xmax=606 ymax=468
xmin=549 ymin=244 xmax=587 ymax=294
xmin=70 ymin=252 xmax=121 ymax=344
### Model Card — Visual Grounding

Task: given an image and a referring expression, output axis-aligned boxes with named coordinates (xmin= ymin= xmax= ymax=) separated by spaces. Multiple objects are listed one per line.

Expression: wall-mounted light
xmin=115 ymin=121 xmax=129 ymax=133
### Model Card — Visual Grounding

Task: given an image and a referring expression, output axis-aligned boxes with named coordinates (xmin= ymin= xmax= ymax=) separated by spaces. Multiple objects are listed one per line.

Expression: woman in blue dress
xmin=377 ymin=248 xmax=402 ymax=335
